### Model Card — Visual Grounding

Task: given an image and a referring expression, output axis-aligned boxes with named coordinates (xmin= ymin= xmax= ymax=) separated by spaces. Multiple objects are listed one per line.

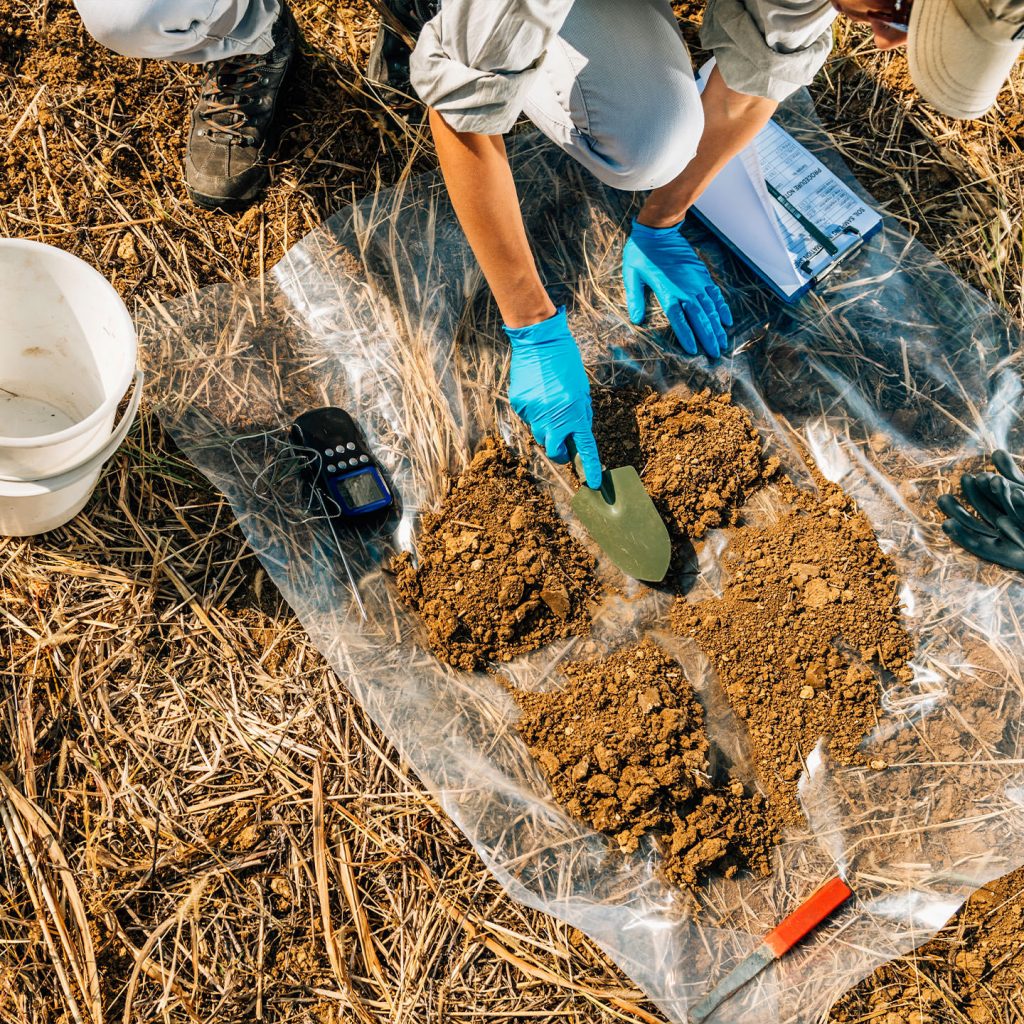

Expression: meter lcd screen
xmin=332 ymin=467 xmax=387 ymax=512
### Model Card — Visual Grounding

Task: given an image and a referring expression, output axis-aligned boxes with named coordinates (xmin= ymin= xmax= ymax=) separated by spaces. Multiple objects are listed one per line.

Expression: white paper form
xmin=690 ymin=139 xmax=806 ymax=295
xmin=738 ymin=140 xmax=798 ymax=275
xmin=756 ymin=120 xmax=878 ymax=278
xmin=691 ymin=60 xmax=881 ymax=301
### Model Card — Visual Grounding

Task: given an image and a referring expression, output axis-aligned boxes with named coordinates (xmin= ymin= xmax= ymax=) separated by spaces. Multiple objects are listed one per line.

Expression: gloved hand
xmin=622 ymin=218 xmax=733 ymax=358
xmin=937 ymin=449 xmax=1024 ymax=569
xmin=504 ymin=306 xmax=603 ymax=489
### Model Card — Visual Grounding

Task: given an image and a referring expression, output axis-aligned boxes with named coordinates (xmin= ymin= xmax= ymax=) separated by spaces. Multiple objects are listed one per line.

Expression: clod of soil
xmin=673 ymin=475 xmax=915 ymax=825
xmin=588 ymin=386 xmax=778 ymax=541
xmin=511 ymin=640 xmax=777 ymax=892
xmin=394 ymin=438 xmax=598 ymax=670
xmin=662 ymin=786 xmax=775 ymax=892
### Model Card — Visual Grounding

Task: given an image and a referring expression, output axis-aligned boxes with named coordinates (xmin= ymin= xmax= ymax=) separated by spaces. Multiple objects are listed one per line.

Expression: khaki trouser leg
xmin=73 ymin=0 xmax=281 ymax=61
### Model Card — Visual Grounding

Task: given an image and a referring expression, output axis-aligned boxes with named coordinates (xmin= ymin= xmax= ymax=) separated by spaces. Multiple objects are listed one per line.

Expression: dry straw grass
xmin=1 ymin=1 xmax=1023 ymax=1022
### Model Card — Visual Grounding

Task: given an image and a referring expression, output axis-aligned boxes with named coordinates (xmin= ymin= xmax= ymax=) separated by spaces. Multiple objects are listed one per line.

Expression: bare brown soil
xmin=830 ymin=866 xmax=1024 ymax=1024
xmin=673 ymin=473 xmax=915 ymax=825
xmin=394 ymin=438 xmax=598 ymax=670
xmin=511 ymin=640 xmax=777 ymax=892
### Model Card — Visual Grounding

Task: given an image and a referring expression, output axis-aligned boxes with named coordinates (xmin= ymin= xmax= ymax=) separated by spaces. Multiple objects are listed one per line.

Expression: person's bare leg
xmin=429 ymin=109 xmax=555 ymax=329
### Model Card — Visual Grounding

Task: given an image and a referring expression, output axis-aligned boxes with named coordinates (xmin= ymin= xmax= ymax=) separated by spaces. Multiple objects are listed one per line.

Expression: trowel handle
xmin=764 ymin=877 xmax=853 ymax=956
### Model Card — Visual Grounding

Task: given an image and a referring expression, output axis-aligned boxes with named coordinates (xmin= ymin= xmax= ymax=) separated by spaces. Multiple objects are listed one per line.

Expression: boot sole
xmin=187 ymin=174 xmax=268 ymax=212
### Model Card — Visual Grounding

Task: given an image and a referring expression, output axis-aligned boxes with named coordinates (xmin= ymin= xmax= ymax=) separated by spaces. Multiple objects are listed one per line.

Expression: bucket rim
xmin=0 ymin=459 xmax=104 ymax=498
xmin=0 ymin=238 xmax=137 ymax=449
xmin=0 ymin=371 xmax=141 ymax=500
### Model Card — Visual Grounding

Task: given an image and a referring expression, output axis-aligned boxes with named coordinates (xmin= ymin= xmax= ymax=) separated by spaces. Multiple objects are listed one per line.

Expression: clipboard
xmin=690 ymin=61 xmax=882 ymax=303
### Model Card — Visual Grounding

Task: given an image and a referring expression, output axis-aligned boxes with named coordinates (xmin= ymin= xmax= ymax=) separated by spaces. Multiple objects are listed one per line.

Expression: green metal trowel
xmin=568 ymin=443 xmax=671 ymax=583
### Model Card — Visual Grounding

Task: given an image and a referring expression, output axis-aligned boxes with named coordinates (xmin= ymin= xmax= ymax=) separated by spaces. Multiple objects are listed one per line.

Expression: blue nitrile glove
xmin=622 ymin=218 xmax=733 ymax=358
xmin=504 ymin=306 xmax=603 ymax=489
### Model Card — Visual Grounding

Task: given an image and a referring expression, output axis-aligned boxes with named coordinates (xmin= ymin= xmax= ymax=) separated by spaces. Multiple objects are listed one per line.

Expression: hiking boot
xmin=366 ymin=0 xmax=439 ymax=95
xmin=185 ymin=3 xmax=297 ymax=210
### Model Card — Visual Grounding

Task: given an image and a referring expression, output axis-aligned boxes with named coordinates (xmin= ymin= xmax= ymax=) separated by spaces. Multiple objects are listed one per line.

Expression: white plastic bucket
xmin=0 ymin=238 xmax=143 ymax=536
xmin=0 ymin=373 xmax=143 ymax=536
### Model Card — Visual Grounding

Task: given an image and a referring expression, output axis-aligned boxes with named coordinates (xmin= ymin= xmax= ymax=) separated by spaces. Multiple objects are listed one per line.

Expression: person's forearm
xmin=429 ymin=108 xmax=555 ymax=328
xmin=638 ymin=67 xmax=777 ymax=228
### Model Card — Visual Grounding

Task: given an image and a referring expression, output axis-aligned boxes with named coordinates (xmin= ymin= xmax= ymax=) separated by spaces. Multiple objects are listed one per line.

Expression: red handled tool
xmin=690 ymin=877 xmax=853 ymax=1023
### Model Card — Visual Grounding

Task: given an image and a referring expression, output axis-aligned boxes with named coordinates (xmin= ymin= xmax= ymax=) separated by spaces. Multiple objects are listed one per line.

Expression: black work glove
xmin=937 ymin=450 xmax=1024 ymax=570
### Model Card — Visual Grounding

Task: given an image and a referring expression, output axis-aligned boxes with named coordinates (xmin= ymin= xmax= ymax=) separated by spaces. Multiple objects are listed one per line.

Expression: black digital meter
xmin=290 ymin=407 xmax=396 ymax=524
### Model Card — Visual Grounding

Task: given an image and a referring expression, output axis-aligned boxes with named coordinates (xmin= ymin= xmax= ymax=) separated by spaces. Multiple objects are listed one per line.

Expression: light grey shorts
xmin=73 ymin=0 xmax=702 ymax=190
xmin=73 ymin=0 xmax=282 ymax=62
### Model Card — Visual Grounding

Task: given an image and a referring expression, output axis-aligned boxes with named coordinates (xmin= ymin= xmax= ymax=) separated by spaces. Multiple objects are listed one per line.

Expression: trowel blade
xmin=571 ymin=464 xmax=671 ymax=582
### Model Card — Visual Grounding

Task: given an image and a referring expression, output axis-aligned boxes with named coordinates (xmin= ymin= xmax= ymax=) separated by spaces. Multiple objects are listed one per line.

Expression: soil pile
xmin=394 ymin=438 xmax=598 ymax=670
xmin=637 ymin=389 xmax=779 ymax=540
xmin=588 ymin=386 xmax=777 ymax=541
xmin=512 ymin=640 xmax=777 ymax=891
xmin=673 ymin=476 xmax=915 ymax=824
xmin=513 ymin=641 xmax=709 ymax=850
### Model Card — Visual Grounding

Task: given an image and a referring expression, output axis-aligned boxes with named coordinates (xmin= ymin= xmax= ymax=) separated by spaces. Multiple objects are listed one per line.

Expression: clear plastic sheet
xmin=140 ymin=91 xmax=1024 ymax=1023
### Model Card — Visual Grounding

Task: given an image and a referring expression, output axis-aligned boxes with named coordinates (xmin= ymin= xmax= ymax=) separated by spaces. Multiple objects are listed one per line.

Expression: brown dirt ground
xmin=511 ymin=640 xmax=777 ymax=893
xmin=829 ymin=865 xmax=1024 ymax=1024
xmin=394 ymin=438 xmax=598 ymax=670
xmin=2 ymin=0 xmax=1023 ymax=1020
xmin=0 ymin=0 xmax=418 ymax=292
xmin=673 ymin=472 xmax=916 ymax=826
